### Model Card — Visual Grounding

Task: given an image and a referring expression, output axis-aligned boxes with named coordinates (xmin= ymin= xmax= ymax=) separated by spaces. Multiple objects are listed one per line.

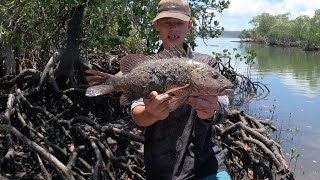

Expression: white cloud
xmin=217 ymin=0 xmax=320 ymax=30
xmin=226 ymin=0 xmax=270 ymax=16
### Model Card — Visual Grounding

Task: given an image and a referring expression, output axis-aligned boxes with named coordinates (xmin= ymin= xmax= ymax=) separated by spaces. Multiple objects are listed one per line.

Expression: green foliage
xmin=268 ymin=21 xmax=295 ymax=45
xmin=214 ymin=48 xmax=256 ymax=66
xmin=189 ymin=0 xmax=230 ymax=39
xmin=82 ymin=0 xmax=230 ymax=53
xmin=238 ymin=29 xmax=251 ymax=39
xmin=249 ymin=13 xmax=277 ymax=36
xmin=290 ymin=15 xmax=311 ymax=41
xmin=0 ymin=0 xmax=230 ymax=63
xmin=239 ymin=10 xmax=320 ymax=49
xmin=0 ymin=0 xmax=70 ymax=63
xmin=289 ymin=148 xmax=300 ymax=172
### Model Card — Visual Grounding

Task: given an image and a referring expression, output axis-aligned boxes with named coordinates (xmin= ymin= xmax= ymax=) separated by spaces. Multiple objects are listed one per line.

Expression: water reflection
xmin=242 ymin=44 xmax=320 ymax=99
xmin=278 ymin=73 xmax=320 ymax=99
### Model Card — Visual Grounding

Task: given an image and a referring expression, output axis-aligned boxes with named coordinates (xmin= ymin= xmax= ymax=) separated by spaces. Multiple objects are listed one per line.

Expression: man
xmin=131 ymin=0 xmax=231 ymax=179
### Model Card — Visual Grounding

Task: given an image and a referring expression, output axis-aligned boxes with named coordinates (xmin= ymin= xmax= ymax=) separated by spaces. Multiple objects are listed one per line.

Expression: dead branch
xmin=218 ymin=109 xmax=294 ymax=179
xmin=67 ymin=145 xmax=86 ymax=170
xmin=38 ymin=49 xmax=62 ymax=89
xmin=0 ymin=69 xmax=40 ymax=90
xmin=90 ymin=138 xmax=104 ymax=180
xmin=33 ymin=152 xmax=51 ymax=180
xmin=0 ymin=125 xmax=75 ymax=180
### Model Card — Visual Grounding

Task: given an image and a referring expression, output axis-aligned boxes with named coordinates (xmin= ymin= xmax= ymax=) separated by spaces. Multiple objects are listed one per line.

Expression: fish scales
xmin=116 ymin=58 xmax=195 ymax=96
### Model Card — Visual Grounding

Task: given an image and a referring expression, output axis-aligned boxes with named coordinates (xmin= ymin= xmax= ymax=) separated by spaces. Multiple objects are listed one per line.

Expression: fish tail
xmin=85 ymin=70 xmax=113 ymax=86
xmin=85 ymin=84 xmax=115 ymax=97
xmin=85 ymin=70 xmax=116 ymax=97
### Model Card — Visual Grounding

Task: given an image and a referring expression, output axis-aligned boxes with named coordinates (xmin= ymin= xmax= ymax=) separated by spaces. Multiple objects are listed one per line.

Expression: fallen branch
xmin=0 ymin=125 xmax=75 ymax=180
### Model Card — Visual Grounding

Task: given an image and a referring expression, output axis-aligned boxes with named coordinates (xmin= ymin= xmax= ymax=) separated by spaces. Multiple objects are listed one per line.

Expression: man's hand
xmin=144 ymin=91 xmax=172 ymax=121
xmin=186 ymin=96 xmax=219 ymax=119
xmin=132 ymin=91 xmax=171 ymax=127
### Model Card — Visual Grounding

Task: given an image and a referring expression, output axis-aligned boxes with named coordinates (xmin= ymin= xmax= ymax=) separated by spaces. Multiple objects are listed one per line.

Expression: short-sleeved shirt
xmin=131 ymin=44 xmax=229 ymax=180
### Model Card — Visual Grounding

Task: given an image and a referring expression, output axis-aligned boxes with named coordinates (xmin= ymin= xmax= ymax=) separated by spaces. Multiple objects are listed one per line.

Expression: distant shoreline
xmin=230 ymin=39 xmax=252 ymax=43
xmin=229 ymin=39 xmax=320 ymax=51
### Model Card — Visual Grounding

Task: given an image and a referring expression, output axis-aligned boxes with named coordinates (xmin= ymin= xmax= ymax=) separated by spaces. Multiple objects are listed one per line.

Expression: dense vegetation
xmin=239 ymin=10 xmax=320 ymax=50
xmin=0 ymin=0 xmax=229 ymax=65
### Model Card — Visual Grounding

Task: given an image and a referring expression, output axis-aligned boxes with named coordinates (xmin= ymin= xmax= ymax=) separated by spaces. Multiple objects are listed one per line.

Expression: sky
xmin=216 ymin=0 xmax=320 ymax=31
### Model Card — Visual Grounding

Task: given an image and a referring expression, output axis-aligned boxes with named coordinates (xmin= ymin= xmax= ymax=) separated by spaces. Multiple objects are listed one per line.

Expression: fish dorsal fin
xmin=153 ymin=45 xmax=187 ymax=60
xmin=119 ymin=46 xmax=213 ymax=73
xmin=120 ymin=45 xmax=187 ymax=73
xmin=119 ymin=54 xmax=150 ymax=73
xmin=160 ymin=45 xmax=214 ymax=65
xmin=191 ymin=53 xmax=215 ymax=65
xmin=151 ymin=45 xmax=212 ymax=65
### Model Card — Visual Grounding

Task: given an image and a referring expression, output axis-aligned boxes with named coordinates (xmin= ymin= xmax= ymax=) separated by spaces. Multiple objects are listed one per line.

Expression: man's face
xmin=154 ymin=17 xmax=192 ymax=49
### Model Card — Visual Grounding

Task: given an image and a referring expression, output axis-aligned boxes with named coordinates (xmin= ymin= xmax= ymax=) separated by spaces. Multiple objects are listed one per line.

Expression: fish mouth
xmin=218 ymin=86 xmax=234 ymax=95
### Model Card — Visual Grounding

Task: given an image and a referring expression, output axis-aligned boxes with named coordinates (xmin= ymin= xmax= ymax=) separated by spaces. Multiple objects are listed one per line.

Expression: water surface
xmin=195 ymin=37 xmax=320 ymax=180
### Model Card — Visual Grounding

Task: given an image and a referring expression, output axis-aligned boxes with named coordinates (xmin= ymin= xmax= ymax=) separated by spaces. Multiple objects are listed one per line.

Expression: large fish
xmin=85 ymin=50 xmax=234 ymax=110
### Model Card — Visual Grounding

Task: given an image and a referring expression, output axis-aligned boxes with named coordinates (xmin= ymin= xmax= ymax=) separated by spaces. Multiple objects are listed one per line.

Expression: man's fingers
xmin=156 ymin=93 xmax=171 ymax=101
xmin=158 ymin=102 xmax=171 ymax=113
xmin=154 ymin=94 xmax=171 ymax=112
xmin=148 ymin=91 xmax=158 ymax=99
xmin=147 ymin=91 xmax=171 ymax=101
xmin=143 ymin=91 xmax=172 ymax=121
xmin=144 ymin=91 xmax=171 ymax=113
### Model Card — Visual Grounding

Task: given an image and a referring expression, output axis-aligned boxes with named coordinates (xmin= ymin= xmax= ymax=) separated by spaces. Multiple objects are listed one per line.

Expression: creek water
xmin=195 ymin=37 xmax=320 ymax=180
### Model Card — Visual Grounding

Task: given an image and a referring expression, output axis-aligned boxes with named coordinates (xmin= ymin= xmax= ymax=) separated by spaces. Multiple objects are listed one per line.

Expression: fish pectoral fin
xmin=164 ymin=84 xmax=190 ymax=94
xmin=119 ymin=93 xmax=140 ymax=105
xmin=85 ymin=85 xmax=114 ymax=97
xmin=168 ymin=96 xmax=188 ymax=112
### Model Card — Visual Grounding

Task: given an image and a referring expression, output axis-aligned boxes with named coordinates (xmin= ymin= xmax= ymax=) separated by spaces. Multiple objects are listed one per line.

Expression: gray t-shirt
xmin=131 ymin=45 xmax=229 ymax=180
